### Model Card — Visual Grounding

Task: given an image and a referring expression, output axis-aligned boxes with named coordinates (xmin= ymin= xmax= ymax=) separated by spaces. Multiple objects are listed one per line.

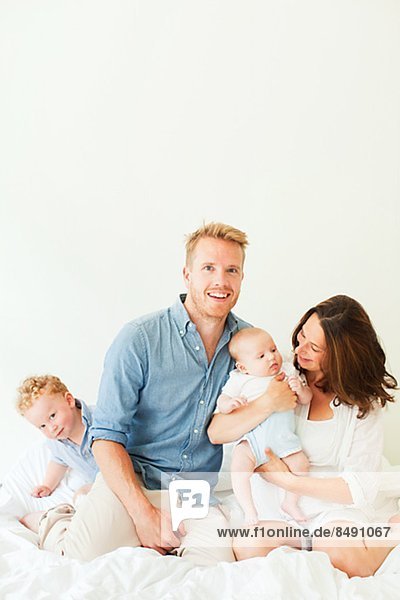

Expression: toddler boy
xmin=16 ymin=375 xmax=98 ymax=530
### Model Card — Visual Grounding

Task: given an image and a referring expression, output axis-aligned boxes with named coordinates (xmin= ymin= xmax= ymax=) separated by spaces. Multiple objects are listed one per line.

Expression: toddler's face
xmin=24 ymin=392 xmax=77 ymax=440
xmin=236 ymin=331 xmax=283 ymax=377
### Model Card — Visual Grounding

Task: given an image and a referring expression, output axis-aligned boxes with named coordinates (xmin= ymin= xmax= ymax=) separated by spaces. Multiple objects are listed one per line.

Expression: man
xmin=37 ymin=222 xmax=296 ymax=564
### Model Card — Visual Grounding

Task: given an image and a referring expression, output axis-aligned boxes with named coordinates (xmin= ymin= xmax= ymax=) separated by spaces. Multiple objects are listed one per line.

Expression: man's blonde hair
xmin=16 ymin=375 xmax=69 ymax=415
xmin=185 ymin=222 xmax=249 ymax=266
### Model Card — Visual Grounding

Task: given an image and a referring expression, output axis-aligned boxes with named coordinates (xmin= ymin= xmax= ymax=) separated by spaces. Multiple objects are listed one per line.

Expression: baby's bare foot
xmin=281 ymin=501 xmax=308 ymax=523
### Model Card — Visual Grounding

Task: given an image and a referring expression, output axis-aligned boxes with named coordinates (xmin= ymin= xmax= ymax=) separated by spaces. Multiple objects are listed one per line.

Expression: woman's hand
xmin=256 ymin=448 xmax=295 ymax=490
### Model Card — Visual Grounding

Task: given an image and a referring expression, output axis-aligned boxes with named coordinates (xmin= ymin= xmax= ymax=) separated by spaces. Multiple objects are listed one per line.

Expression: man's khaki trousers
xmin=38 ymin=473 xmax=234 ymax=566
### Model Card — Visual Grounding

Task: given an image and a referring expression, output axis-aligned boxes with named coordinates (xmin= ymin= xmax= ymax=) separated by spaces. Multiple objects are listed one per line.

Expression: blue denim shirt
xmin=90 ymin=295 xmax=251 ymax=489
xmin=47 ymin=399 xmax=99 ymax=482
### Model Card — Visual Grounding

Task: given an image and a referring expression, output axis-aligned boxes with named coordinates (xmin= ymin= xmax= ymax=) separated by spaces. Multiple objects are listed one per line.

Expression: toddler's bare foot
xmin=281 ymin=501 xmax=308 ymax=523
xmin=19 ymin=511 xmax=45 ymax=533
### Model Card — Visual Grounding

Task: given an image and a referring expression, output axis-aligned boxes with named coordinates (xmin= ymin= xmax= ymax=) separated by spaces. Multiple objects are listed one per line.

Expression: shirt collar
xmin=171 ymin=294 xmax=192 ymax=336
xmin=75 ymin=399 xmax=92 ymax=429
xmin=226 ymin=310 xmax=240 ymax=334
xmin=171 ymin=294 xmax=239 ymax=337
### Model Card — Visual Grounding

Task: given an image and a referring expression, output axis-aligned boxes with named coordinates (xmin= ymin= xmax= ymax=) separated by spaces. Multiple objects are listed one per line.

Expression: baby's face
xmin=236 ymin=331 xmax=283 ymax=377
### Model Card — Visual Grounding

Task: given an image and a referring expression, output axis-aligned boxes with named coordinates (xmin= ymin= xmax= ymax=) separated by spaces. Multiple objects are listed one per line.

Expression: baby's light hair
xmin=228 ymin=327 xmax=267 ymax=361
xmin=16 ymin=375 xmax=69 ymax=415
xmin=185 ymin=221 xmax=248 ymax=266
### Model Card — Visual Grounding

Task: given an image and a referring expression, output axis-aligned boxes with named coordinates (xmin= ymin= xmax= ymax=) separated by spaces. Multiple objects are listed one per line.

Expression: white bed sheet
xmin=0 ymin=444 xmax=88 ymax=518
xmin=1 ymin=444 xmax=400 ymax=599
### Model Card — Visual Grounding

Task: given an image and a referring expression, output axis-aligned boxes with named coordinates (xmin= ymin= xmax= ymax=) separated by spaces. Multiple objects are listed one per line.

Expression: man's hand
xmin=258 ymin=373 xmax=297 ymax=413
xmin=31 ymin=484 xmax=52 ymax=498
xmin=267 ymin=373 xmax=297 ymax=412
xmin=134 ymin=503 xmax=185 ymax=555
xmin=92 ymin=440 xmax=185 ymax=555
xmin=208 ymin=374 xmax=297 ymax=444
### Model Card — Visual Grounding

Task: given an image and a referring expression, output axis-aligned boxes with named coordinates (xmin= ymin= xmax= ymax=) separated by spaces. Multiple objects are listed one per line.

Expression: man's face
xmin=183 ymin=237 xmax=244 ymax=320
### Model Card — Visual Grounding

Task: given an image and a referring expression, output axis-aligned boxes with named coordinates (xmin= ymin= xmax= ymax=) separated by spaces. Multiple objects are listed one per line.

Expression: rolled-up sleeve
xmin=89 ymin=322 xmax=147 ymax=448
xmin=46 ymin=440 xmax=68 ymax=467
xmin=340 ymin=406 xmax=384 ymax=509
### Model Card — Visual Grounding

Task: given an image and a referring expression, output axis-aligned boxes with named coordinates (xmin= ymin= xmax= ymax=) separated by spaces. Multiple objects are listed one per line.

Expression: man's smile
xmin=207 ymin=291 xmax=231 ymax=300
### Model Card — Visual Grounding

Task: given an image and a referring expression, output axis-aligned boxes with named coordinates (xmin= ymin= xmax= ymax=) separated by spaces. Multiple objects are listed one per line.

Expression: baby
xmin=217 ymin=328 xmax=312 ymax=524
xmin=16 ymin=375 xmax=98 ymax=530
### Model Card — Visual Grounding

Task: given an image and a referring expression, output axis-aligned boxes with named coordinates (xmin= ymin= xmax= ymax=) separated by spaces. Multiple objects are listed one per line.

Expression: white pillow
xmin=0 ymin=442 xmax=87 ymax=518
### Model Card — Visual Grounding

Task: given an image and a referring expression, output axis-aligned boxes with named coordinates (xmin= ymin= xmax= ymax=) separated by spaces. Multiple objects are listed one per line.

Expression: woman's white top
xmin=295 ymin=399 xmax=383 ymax=510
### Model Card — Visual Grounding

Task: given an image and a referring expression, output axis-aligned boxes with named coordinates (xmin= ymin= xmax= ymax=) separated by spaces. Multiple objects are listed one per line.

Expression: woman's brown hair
xmin=292 ymin=295 xmax=397 ymax=417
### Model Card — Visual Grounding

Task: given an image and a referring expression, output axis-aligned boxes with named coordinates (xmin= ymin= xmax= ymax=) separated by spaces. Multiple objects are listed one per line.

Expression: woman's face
xmin=295 ymin=312 xmax=327 ymax=374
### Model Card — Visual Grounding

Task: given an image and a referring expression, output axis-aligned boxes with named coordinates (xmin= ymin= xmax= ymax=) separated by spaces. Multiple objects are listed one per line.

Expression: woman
xmin=208 ymin=295 xmax=399 ymax=577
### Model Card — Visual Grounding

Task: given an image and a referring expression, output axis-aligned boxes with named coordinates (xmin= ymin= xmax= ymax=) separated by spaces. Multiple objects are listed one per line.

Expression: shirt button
xmin=193 ymin=428 xmax=199 ymax=434
xmin=182 ymin=454 xmax=188 ymax=459
xmin=179 ymin=330 xmax=184 ymax=336
xmin=188 ymin=323 xmax=193 ymax=328
xmin=199 ymin=400 xmax=204 ymax=405
xmin=195 ymin=346 xmax=200 ymax=351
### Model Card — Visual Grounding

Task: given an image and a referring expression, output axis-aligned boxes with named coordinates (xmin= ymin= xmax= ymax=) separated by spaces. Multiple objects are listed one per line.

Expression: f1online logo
xmin=169 ymin=480 xmax=210 ymax=531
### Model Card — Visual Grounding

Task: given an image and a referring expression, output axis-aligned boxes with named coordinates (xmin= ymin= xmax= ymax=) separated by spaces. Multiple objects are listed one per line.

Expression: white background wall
xmin=0 ymin=1 xmax=399 ymax=477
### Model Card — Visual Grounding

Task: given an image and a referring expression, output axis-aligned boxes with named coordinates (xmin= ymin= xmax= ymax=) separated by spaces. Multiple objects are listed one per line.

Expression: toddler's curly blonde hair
xmin=16 ymin=375 xmax=69 ymax=415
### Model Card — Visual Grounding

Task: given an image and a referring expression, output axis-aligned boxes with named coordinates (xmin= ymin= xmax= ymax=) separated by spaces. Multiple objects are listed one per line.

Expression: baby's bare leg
xmin=280 ymin=451 xmax=309 ymax=522
xmin=231 ymin=441 xmax=258 ymax=525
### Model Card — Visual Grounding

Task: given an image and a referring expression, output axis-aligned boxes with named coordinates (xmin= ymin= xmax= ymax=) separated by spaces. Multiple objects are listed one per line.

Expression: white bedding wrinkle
xmin=1 ymin=527 xmax=400 ymax=600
